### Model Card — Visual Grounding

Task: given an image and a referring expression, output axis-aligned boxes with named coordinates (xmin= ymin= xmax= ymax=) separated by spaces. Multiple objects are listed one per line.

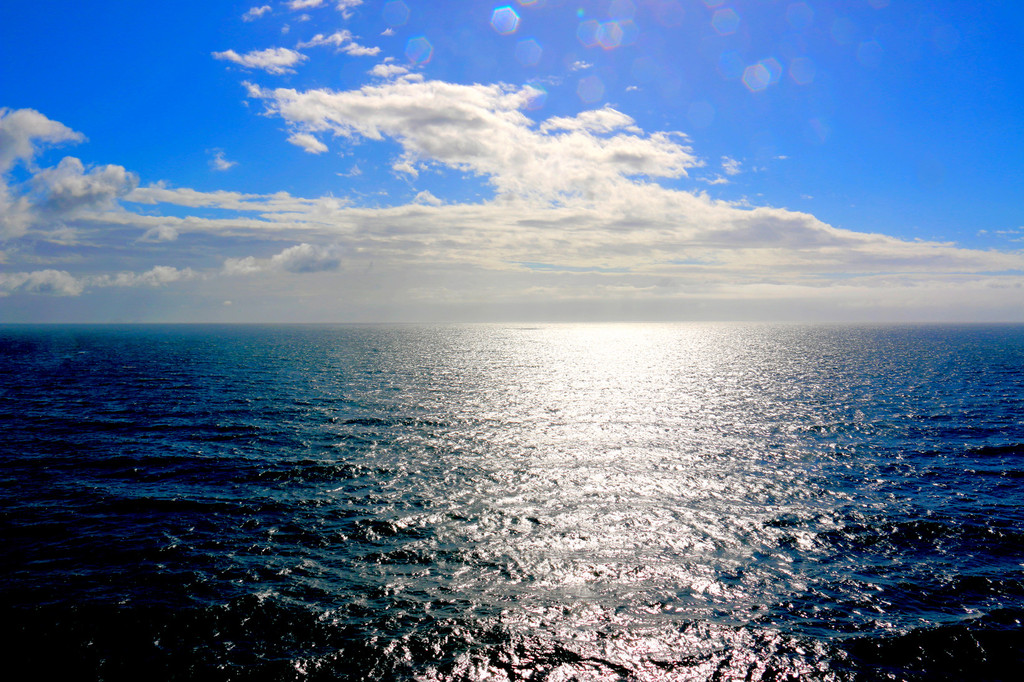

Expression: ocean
xmin=1 ymin=323 xmax=1022 ymax=680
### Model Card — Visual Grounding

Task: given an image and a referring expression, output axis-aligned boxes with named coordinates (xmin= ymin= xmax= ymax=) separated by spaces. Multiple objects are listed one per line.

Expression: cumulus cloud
xmin=4 ymin=102 xmax=1021 ymax=321
xmin=722 ymin=156 xmax=742 ymax=176
xmin=0 ymin=107 xmax=85 ymax=172
xmin=242 ymin=5 xmax=271 ymax=21
xmin=248 ymin=79 xmax=699 ymax=201
xmin=212 ymin=47 xmax=307 ymax=74
xmin=30 ymin=156 xmax=138 ymax=214
xmin=1 ymin=108 xmax=93 ymax=237
xmin=224 ymin=242 xmax=341 ymax=275
xmin=0 ymin=122 xmax=136 ymax=239
xmin=288 ymin=0 xmax=324 ymax=9
xmin=0 ymin=269 xmax=83 ymax=296
xmin=0 ymin=265 xmax=199 ymax=297
xmin=368 ymin=62 xmax=409 ymax=79
xmin=96 ymin=265 xmax=197 ymax=288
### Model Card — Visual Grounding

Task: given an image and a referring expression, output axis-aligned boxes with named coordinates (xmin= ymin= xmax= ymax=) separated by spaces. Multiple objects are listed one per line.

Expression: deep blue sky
xmin=2 ymin=1 xmax=1022 ymax=322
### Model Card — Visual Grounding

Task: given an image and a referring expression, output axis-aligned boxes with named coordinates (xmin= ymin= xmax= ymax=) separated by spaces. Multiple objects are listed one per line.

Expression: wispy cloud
xmin=212 ymin=47 xmax=307 ymax=75
xmin=208 ymin=149 xmax=237 ymax=171
xmin=335 ymin=0 xmax=364 ymax=19
xmin=242 ymin=5 xmax=271 ymax=22
xmin=296 ymin=31 xmax=379 ymax=56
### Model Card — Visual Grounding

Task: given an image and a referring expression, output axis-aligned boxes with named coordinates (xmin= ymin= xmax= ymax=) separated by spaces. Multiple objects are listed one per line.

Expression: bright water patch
xmin=1 ymin=324 xmax=1023 ymax=680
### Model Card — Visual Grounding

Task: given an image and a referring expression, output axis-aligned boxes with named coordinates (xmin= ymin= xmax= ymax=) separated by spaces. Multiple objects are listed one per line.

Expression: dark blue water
xmin=1 ymin=324 xmax=1022 ymax=680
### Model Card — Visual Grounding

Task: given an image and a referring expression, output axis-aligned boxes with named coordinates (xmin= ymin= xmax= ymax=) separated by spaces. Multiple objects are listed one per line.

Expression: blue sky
xmin=1 ymin=0 xmax=1022 ymax=322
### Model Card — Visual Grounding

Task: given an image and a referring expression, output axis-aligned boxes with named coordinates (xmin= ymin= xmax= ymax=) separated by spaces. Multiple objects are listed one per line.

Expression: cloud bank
xmin=1 ymin=91 xmax=1021 ymax=321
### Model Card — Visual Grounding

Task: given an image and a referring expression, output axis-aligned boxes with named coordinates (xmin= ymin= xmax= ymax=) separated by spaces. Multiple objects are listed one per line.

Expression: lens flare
xmin=788 ymin=56 xmax=816 ymax=85
xmin=515 ymin=38 xmax=543 ymax=67
xmin=577 ymin=19 xmax=600 ymax=48
xmin=491 ymin=6 xmax=521 ymax=35
xmin=786 ymin=2 xmax=813 ymax=31
xmin=382 ymin=0 xmax=410 ymax=27
xmin=718 ymin=50 xmax=744 ymax=80
xmin=597 ymin=21 xmax=624 ymax=49
xmin=405 ymin=36 xmax=433 ymax=64
xmin=742 ymin=63 xmax=771 ymax=92
xmin=711 ymin=8 xmax=740 ymax=35
xmin=577 ymin=75 xmax=605 ymax=103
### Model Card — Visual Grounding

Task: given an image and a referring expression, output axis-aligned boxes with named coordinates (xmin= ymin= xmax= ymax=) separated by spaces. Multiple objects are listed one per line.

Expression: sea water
xmin=1 ymin=323 xmax=1022 ymax=680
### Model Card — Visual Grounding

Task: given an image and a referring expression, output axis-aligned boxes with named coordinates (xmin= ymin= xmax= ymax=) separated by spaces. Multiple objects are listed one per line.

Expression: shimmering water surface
xmin=1 ymin=324 xmax=1023 ymax=680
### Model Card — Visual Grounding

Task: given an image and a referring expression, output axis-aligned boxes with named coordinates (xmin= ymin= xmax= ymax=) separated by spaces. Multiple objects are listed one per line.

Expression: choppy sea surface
xmin=1 ymin=323 xmax=1023 ymax=681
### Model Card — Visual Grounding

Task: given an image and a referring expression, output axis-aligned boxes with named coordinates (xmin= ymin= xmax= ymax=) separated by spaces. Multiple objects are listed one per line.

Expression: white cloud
xmin=342 ymin=42 xmax=381 ymax=56
xmin=288 ymin=0 xmax=324 ymax=9
xmin=297 ymin=31 xmax=380 ymax=56
xmin=139 ymin=224 xmax=179 ymax=242
xmin=96 ymin=266 xmax=197 ymax=288
xmin=5 ymin=104 xmax=1023 ymax=321
xmin=335 ymin=0 xmax=363 ymax=18
xmin=0 ymin=109 xmax=97 ymax=237
xmin=368 ymin=61 xmax=409 ymax=79
xmin=31 ymin=156 xmax=138 ymax=214
xmin=126 ymin=183 xmax=349 ymax=214
xmin=1 ymin=265 xmax=199 ymax=297
xmin=0 ymin=107 xmax=85 ymax=172
xmin=0 ymin=269 xmax=83 ymax=296
xmin=249 ymin=80 xmax=699 ymax=200
xmin=297 ymin=30 xmax=351 ymax=48
xmin=224 ymin=243 xmax=341 ymax=275
xmin=212 ymin=47 xmax=307 ymax=75
xmin=414 ymin=190 xmax=443 ymax=206
xmin=722 ymin=156 xmax=742 ymax=176
xmin=209 ymin=149 xmax=237 ymax=171
xmin=287 ymin=132 xmax=329 ymax=154
xmin=242 ymin=5 xmax=271 ymax=21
